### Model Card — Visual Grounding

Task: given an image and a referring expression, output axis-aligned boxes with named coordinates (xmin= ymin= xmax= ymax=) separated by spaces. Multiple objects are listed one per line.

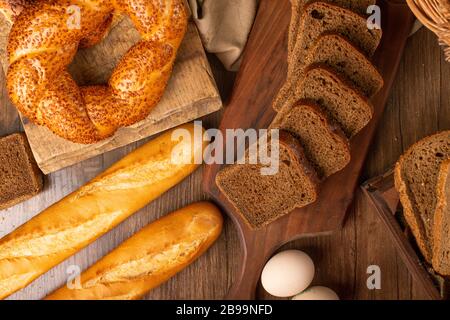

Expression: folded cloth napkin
xmin=189 ymin=0 xmax=259 ymax=71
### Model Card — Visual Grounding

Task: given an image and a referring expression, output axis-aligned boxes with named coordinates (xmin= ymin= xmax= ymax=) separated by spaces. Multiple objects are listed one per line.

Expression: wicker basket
xmin=407 ymin=0 xmax=450 ymax=60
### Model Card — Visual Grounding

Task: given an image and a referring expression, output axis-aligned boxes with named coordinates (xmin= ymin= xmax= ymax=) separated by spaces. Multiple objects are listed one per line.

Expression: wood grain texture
xmin=0 ymin=3 xmax=448 ymax=301
xmin=0 ymin=16 xmax=222 ymax=174
xmin=202 ymin=0 xmax=416 ymax=299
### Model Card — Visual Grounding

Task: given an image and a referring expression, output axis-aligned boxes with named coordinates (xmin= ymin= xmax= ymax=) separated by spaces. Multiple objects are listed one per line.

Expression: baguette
xmin=0 ymin=123 xmax=206 ymax=299
xmin=45 ymin=202 xmax=223 ymax=300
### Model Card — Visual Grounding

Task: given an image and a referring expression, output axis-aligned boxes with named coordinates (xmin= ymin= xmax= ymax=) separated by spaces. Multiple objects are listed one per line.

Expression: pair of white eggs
xmin=261 ymin=250 xmax=339 ymax=300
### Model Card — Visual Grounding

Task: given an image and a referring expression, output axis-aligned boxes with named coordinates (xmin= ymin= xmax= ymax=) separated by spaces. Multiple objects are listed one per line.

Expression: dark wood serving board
xmin=361 ymin=170 xmax=449 ymax=300
xmin=202 ymin=0 xmax=415 ymax=299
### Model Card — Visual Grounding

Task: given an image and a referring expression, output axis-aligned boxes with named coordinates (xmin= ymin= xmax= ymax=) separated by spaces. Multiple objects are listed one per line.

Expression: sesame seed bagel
xmin=5 ymin=0 xmax=188 ymax=144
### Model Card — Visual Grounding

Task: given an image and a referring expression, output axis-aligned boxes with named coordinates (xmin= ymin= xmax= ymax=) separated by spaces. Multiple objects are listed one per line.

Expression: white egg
xmin=292 ymin=286 xmax=339 ymax=300
xmin=261 ymin=250 xmax=315 ymax=297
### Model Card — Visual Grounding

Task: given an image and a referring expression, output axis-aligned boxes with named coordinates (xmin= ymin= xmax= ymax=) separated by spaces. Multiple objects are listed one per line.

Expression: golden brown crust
xmin=0 ymin=123 xmax=206 ymax=299
xmin=432 ymin=159 xmax=450 ymax=275
xmin=45 ymin=202 xmax=223 ymax=300
xmin=6 ymin=0 xmax=188 ymax=144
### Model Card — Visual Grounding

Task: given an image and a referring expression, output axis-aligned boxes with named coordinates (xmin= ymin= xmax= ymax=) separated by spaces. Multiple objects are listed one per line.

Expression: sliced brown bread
xmin=432 ymin=158 xmax=450 ymax=275
xmin=291 ymin=2 xmax=382 ymax=72
xmin=292 ymin=64 xmax=373 ymax=138
xmin=288 ymin=0 xmax=376 ymax=57
xmin=305 ymin=34 xmax=384 ymax=97
xmin=275 ymin=1 xmax=382 ymax=111
xmin=271 ymin=100 xmax=350 ymax=178
xmin=275 ymin=33 xmax=384 ymax=112
xmin=0 ymin=133 xmax=43 ymax=210
xmin=216 ymin=131 xmax=320 ymax=229
xmin=395 ymin=131 xmax=450 ymax=263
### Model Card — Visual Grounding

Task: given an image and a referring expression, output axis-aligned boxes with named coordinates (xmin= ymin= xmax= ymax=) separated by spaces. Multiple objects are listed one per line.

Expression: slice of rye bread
xmin=290 ymin=2 xmax=382 ymax=74
xmin=275 ymin=2 xmax=382 ymax=111
xmin=215 ymin=131 xmax=320 ymax=229
xmin=432 ymin=158 xmax=450 ymax=275
xmin=395 ymin=131 xmax=450 ymax=263
xmin=271 ymin=100 xmax=350 ymax=178
xmin=0 ymin=132 xmax=43 ymax=210
xmin=288 ymin=0 xmax=376 ymax=57
xmin=274 ymin=33 xmax=384 ymax=112
xmin=305 ymin=34 xmax=384 ymax=97
xmin=292 ymin=64 xmax=373 ymax=138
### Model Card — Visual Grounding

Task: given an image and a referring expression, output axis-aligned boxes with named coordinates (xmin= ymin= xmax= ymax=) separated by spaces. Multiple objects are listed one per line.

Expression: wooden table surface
xmin=1 ymin=24 xmax=449 ymax=300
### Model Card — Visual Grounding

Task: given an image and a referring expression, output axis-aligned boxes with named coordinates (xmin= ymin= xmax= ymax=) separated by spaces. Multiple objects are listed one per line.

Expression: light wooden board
xmin=0 ymin=16 xmax=222 ymax=174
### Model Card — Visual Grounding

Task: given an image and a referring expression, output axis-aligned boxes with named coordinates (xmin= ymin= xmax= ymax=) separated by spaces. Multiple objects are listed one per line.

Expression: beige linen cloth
xmin=188 ymin=0 xmax=259 ymax=71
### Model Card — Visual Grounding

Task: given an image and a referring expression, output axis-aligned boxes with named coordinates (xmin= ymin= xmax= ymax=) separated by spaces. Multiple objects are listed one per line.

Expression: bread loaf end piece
xmin=0 ymin=133 xmax=43 ymax=210
xmin=432 ymin=159 xmax=450 ymax=275
xmin=216 ymin=131 xmax=320 ymax=229
xmin=45 ymin=202 xmax=222 ymax=300
xmin=394 ymin=131 xmax=450 ymax=263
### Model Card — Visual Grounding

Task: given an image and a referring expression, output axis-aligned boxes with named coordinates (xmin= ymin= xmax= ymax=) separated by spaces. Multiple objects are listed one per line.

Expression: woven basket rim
xmin=407 ymin=0 xmax=450 ymax=60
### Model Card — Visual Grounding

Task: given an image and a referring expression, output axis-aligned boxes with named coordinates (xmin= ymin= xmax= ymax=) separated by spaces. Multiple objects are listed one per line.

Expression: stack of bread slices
xmin=217 ymin=1 xmax=384 ymax=229
xmin=395 ymin=131 xmax=450 ymax=276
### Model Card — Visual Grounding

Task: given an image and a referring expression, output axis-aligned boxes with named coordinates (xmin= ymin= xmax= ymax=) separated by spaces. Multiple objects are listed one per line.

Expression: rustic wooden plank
xmin=0 ymin=16 xmax=222 ymax=174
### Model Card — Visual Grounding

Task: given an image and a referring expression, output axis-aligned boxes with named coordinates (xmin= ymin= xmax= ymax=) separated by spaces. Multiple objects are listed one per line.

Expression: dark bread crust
xmin=432 ymin=159 xmax=450 ymax=275
xmin=306 ymin=33 xmax=384 ymax=97
xmin=295 ymin=63 xmax=374 ymax=137
xmin=292 ymin=2 xmax=382 ymax=68
xmin=288 ymin=0 xmax=377 ymax=57
xmin=0 ymin=132 xmax=43 ymax=210
xmin=275 ymin=1 xmax=382 ymax=112
xmin=394 ymin=131 xmax=450 ymax=263
xmin=271 ymin=99 xmax=350 ymax=178
xmin=275 ymin=33 xmax=384 ymax=112
xmin=215 ymin=130 xmax=320 ymax=229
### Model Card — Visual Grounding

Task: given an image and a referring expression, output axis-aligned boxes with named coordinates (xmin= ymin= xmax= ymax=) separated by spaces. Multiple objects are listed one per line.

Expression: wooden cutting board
xmin=0 ymin=16 xmax=222 ymax=174
xmin=202 ymin=0 xmax=416 ymax=299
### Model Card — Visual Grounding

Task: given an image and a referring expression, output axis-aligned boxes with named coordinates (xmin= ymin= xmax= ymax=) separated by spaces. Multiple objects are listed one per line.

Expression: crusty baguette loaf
xmin=432 ymin=159 xmax=450 ymax=275
xmin=0 ymin=123 xmax=206 ymax=300
xmin=45 ymin=202 xmax=223 ymax=300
